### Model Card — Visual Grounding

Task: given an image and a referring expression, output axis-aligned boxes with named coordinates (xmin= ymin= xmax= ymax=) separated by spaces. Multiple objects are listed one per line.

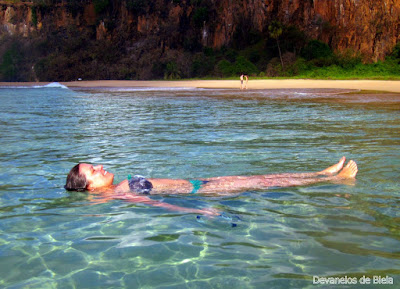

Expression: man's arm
xmin=115 ymin=178 xmax=194 ymax=195
xmin=113 ymin=192 xmax=219 ymax=216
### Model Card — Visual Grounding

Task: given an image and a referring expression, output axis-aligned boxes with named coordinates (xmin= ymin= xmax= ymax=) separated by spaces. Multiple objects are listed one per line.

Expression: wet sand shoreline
xmin=1 ymin=79 xmax=400 ymax=94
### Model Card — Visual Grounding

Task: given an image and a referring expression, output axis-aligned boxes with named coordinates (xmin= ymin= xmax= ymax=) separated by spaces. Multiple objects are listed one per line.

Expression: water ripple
xmin=0 ymin=87 xmax=399 ymax=288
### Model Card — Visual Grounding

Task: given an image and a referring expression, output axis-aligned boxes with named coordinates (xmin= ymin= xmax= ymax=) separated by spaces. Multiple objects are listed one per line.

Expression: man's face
xmin=79 ymin=163 xmax=114 ymax=190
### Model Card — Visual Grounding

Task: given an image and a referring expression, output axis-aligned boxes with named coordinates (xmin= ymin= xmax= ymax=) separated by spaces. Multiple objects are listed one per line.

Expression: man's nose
xmin=94 ymin=165 xmax=103 ymax=171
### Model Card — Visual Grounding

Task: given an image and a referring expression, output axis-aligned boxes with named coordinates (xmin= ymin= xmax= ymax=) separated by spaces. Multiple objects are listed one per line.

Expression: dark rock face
xmin=0 ymin=0 xmax=399 ymax=80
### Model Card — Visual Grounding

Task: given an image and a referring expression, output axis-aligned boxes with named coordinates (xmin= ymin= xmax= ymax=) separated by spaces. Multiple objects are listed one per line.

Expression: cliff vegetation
xmin=1 ymin=0 xmax=399 ymax=81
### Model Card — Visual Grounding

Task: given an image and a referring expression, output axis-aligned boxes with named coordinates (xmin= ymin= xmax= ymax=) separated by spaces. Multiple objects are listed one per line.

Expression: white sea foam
xmin=33 ymin=82 xmax=69 ymax=89
xmin=0 ymin=82 xmax=69 ymax=89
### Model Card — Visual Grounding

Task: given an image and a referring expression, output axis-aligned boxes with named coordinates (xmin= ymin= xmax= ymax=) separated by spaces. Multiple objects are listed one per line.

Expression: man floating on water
xmin=65 ymin=157 xmax=358 ymax=216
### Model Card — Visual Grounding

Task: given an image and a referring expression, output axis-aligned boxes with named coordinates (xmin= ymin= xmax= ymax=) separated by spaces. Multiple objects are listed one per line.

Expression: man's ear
xmin=86 ymin=181 xmax=94 ymax=190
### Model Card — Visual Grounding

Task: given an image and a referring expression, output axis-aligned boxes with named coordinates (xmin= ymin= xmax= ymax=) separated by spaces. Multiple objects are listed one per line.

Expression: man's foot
xmin=318 ymin=156 xmax=346 ymax=176
xmin=337 ymin=160 xmax=358 ymax=179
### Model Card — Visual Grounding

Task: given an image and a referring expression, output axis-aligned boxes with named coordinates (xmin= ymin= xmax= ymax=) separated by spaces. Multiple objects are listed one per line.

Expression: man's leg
xmin=200 ymin=159 xmax=357 ymax=195
xmin=205 ymin=157 xmax=346 ymax=183
xmin=258 ymin=160 xmax=358 ymax=188
xmin=254 ymin=156 xmax=347 ymax=179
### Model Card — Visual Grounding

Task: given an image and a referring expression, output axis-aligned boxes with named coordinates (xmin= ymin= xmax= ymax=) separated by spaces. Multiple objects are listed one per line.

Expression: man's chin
xmin=108 ymin=174 xmax=115 ymax=185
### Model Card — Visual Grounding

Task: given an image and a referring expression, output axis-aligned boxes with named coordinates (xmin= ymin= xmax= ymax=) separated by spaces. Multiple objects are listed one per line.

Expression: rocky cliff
xmin=0 ymin=0 xmax=399 ymax=80
xmin=2 ymin=0 xmax=399 ymax=60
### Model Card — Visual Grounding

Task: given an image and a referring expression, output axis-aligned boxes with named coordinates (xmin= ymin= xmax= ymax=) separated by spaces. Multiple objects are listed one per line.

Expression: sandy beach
xmin=1 ymin=79 xmax=400 ymax=93
xmin=68 ymin=79 xmax=400 ymax=93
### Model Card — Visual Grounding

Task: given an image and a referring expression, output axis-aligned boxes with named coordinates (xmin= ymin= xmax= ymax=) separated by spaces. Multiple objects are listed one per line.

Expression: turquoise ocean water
xmin=0 ymin=84 xmax=399 ymax=288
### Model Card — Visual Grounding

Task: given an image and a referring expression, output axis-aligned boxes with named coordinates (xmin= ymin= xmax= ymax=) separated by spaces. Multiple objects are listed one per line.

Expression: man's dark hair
xmin=65 ymin=164 xmax=87 ymax=191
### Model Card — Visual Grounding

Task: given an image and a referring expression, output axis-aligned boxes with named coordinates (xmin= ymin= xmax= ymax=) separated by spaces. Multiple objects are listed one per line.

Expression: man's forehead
xmin=79 ymin=163 xmax=92 ymax=172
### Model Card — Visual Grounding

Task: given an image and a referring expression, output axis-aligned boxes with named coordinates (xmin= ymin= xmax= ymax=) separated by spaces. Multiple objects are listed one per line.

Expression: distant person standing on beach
xmin=240 ymin=74 xmax=248 ymax=90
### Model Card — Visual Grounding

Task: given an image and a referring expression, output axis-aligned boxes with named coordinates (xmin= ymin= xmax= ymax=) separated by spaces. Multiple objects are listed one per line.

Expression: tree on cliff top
xmin=268 ymin=21 xmax=284 ymax=69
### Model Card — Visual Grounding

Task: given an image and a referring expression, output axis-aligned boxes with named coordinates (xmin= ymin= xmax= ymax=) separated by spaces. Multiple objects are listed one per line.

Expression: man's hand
xmin=195 ymin=207 xmax=220 ymax=216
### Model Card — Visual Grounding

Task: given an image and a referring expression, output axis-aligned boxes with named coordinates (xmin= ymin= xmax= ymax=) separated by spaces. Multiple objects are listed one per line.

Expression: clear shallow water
xmin=0 ymin=85 xmax=399 ymax=288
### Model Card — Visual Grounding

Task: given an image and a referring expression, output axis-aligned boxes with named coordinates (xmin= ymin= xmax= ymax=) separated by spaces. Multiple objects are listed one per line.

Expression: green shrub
xmin=388 ymin=42 xmax=400 ymax=60
xmin=0 ymin=42 xmax=24 ymax=81
xmin=309 ymin=56 xmax=336 ymax=67
xmin=191 ymin=52 xmax=215 ymax=77
xmin=266 ymin=57 xmax=282 ymax=77
xmin=164 ymin=61 xmax=181 ymax=80
xmin=334 ymin=49 xmax=362 ymax=69
xmin=301 ymin=40 xmax=333 ymax=60
xmin=216 ymin=59 xmax=234 ymax=76
xmin=234 ymin=56 xmax=259 ymax=75
xmin=0 ymin=50 xmax=18 ymax=81
xmin=215 ymin=56 xmax=258 ymax=77
xmin=223 ymin=48 xmax=238 ymax=63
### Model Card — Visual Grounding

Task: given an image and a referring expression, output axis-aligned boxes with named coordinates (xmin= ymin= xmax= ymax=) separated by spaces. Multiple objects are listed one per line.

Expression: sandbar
xmin=1 ymin=79 xmax=400 ymax=93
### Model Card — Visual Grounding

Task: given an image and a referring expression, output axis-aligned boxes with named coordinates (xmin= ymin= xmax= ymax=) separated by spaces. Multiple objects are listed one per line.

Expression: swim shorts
xmin=128 ymin=175 xmax=153 ymax=194
xmin=189 ymin=179 xmax=209 ymax=194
